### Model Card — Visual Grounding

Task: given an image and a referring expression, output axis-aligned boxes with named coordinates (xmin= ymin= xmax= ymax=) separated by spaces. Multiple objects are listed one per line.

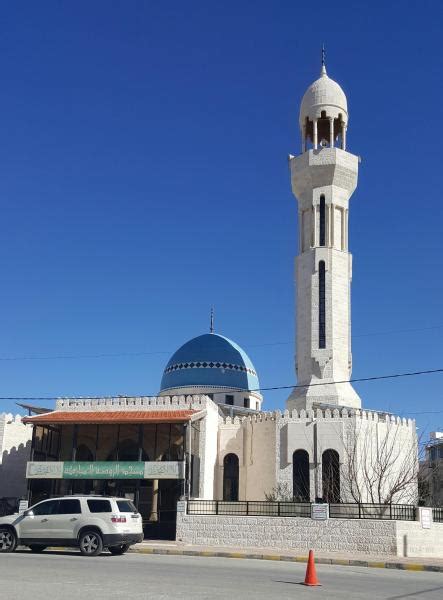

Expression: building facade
xmin=18 ymin=58 xmax=420 ymax=538
xmin=421 ymin=432 xmax=443 ymax=506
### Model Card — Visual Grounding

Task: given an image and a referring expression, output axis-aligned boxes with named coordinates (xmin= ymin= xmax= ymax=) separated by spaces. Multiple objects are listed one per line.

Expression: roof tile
xmin=22 ymin=410 xmax=195 ymax=425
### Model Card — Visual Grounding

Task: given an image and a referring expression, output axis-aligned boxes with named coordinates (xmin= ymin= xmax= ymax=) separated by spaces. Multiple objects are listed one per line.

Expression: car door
xmin=47 ymin=498 xmax=82 ymax=541
xmin=19 ymin=499 xmax=60 ymax=541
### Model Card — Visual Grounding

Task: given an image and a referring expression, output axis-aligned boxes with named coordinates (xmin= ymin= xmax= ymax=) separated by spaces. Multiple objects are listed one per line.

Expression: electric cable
xmin=0 ymin=366 xmax=442 ymax=402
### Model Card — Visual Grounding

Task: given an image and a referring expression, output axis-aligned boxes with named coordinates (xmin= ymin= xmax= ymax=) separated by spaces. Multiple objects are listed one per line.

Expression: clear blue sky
xmin=0 ymin=1 xmax=442 ymax=436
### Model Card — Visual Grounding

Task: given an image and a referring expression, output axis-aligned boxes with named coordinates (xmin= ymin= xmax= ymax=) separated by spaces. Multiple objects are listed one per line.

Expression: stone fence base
xmin=176 ymin=512 xmax=443 ymax=558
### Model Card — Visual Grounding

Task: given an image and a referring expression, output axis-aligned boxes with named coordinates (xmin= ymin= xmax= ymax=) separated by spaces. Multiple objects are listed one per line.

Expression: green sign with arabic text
xmin=63 ymin=461 xmax=146 ymax=479
xmin=26 ymin=460 xmax=186 ymax=480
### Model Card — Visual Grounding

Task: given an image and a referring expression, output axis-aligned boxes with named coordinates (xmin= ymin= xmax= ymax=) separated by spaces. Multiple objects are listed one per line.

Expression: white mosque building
xmin=21 ymin=58 xmax=418 ymax=527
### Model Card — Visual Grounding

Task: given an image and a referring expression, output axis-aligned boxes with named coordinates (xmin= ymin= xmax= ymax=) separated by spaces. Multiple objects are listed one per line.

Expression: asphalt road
xmin=0 ymin=551 xmax=442 ymax=599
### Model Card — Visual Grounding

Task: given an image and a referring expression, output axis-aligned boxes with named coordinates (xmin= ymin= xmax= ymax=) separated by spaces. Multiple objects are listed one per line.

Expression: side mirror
xmin=24 ymin=510 xmax=34 ymax=517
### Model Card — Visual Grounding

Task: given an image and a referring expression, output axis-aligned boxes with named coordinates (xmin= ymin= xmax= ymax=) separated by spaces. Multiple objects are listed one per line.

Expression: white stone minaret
xmin=287 ymin=57 xmax=361 ymax=411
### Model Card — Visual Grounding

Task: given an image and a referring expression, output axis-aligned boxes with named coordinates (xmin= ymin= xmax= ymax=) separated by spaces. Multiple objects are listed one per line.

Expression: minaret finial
xmin=321 ymin=44 xmax=327 ymax=75
xmin=210 ymin=306 xmax=214 ymax=333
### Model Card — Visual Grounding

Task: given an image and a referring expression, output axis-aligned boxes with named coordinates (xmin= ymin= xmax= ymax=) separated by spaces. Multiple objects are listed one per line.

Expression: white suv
xmin=0 ymin=496 xmax=143 ymax=556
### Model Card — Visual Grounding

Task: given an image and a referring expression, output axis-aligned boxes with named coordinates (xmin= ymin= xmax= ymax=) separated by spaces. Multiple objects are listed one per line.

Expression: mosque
xmin=21 ymin=56 xmax=418 ymax=537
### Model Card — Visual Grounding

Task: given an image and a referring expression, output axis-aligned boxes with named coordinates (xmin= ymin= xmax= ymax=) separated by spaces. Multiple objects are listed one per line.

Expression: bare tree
xmin=265 ymin=482 xmax=294 ymax=502
xmin=417 ymin=446 xmax=442 ymax=507
xmin=341 ymin=418 xmax=419 ymax=505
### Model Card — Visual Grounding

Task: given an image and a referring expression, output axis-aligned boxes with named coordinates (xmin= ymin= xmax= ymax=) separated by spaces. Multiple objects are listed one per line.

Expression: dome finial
xmin=321 ymin=43 xmax=327 ymax=76
xmin=210 ymin=306 xmax=215 ymax=333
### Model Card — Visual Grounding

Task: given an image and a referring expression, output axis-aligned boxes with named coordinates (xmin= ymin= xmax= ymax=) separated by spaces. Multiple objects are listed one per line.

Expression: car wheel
xmin=79 ymin=530 xmax=103 ymax=556
xmin=29 ymin=545 xmax=46 ymax=553
xmin=108 ymin=544 xmax=130 ymax=555
xmin=0 ymin=527 xmax=17 ymax=553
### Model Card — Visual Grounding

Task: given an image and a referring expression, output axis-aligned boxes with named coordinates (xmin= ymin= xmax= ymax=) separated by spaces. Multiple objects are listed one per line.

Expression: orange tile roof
xmin=22 ymin=410 xmax=196 ymax=425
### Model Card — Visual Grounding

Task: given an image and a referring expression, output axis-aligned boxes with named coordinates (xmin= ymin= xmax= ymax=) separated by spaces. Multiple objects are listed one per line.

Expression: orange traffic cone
xmin=303 ymin=549 xmax=321 ymax=586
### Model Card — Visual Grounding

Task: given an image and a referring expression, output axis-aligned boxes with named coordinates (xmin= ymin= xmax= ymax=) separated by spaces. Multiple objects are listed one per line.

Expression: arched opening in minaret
xmin=304 ymin=113 xmax=345 ymax=150
xmin=223 ymin=453 xmax=239 ymax=501
xmin=322 ymin=449 xmax=340 ymax=503
xmin=336 ymin=113 xmax=344 ymax=148
xmin=318 ymin=261 xmax=326 ymax=348
xmin=317 ymin=111 xmax=330 ymax=147
xmin=319 ymin=196 xmax=326 ymax=247
xmin=293 ymin=449 xmax=310 ymax=502
xmin=304 ymin=117 xmax=314 ymax=149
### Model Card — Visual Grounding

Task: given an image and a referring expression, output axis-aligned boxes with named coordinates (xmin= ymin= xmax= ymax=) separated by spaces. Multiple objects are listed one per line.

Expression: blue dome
xmin=160 ymin=333 xmax=259 ymax=392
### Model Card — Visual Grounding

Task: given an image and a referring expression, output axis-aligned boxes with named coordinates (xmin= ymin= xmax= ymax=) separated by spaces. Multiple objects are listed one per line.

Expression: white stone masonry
xmin=0 ymin=413 xmax=32 ymax=498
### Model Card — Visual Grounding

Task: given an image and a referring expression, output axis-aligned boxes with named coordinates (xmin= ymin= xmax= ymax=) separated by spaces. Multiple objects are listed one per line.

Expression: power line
xmin=0 ymin=366 xmax=442 ymax=401
xmin=252 ymin=368 xmax=443 ymax=392
xmin=0 ymin=323 xmax=442 ymax=362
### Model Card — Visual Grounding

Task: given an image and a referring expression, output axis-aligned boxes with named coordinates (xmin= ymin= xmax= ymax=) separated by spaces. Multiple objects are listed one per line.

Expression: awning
xmin=22 ymin=410 xmax=196 ymax=425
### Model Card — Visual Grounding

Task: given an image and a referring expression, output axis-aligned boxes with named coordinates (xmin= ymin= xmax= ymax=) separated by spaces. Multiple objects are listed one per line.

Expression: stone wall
xmin=176 ymin=511 xmax=443 ymax=558
xmin=176 ymin=512 xmax=397 ymax=555
xmin=217 ymin=416 xmax=276 ymax=500
xmin=218 ymin=407 xmax=417 ymax=504
xmin=0 ymin=413 xmax=32 ymax=498
xmin=396 ymin=520 xmax=443 ymax=558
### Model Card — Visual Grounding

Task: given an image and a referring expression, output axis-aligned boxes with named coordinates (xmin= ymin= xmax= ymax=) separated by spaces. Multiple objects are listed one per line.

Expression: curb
xmin=128 ymin=547 xmax=443 ymax=572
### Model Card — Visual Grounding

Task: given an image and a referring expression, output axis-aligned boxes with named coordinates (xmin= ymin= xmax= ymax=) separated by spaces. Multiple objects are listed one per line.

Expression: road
xmin=0 ymin=551 xmax=442 ymax=599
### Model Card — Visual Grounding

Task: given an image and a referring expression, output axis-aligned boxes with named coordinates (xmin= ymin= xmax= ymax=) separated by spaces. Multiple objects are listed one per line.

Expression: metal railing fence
xmin=432 ymin=507 xmax=443 ymax=523
xmin=187 ymin=500 xmax=311 ymax=518
xmin=328 ymin=503 xmax=416 ymax=521
xmin=186 ymin=500 xmax=418 ymax=521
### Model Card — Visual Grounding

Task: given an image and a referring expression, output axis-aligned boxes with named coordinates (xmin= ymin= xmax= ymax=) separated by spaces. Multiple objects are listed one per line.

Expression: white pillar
xmin=327 ymin=203 xmax=332 ymax=247
xmin=330 ymin=118 xmax=335 ymax=148
xmin=311 ymin=206 xmax=315 ymax=247
xmin=299 ymin=211 xmax=303 ymax=253
xmin=331 ymin=204 xmax=335 ymax=248
xmin=313 ymin=119 xmax=318 ymax=149
xmin=342 ymin=124 xmax=347 ymax=150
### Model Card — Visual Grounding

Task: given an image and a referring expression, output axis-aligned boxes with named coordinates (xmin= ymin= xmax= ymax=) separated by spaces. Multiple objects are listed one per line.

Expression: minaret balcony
xmin=290 ymin=147 xmax=359 ymax=201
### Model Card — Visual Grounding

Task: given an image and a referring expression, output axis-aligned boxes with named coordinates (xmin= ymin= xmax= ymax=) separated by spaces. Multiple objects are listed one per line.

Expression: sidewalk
xmin=130 ymin=540 xmax=443 ymax=572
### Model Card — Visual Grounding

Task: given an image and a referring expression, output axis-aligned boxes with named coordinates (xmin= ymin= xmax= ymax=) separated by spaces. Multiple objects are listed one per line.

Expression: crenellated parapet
xmin=220 ymin=407 xmax=415 ymax=429
xmin=0 ymin=413 xmax=32 ymax=425
xmin=55 ymin=394 xmax=210 ymax=412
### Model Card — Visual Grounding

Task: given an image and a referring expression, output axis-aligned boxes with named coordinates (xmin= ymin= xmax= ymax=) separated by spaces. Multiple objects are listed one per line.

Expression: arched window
xmin=223 ymin=453 xmax=239 ymax=501
xmin=76 ymin=444 xmax=94 ymax=461
xmin=74 ymin=443 xmax=95 ymax=494
xmin=293 ymin=450 xmax=310 ymax=502
xmin=319 ymin=196 xmax=326 ymax=247
xmin=319 ymin=261 xmax=326 ymax=348
xmin=118 ymin=439 xmax=140 ymax=461
xmin=322 ymin=449 xmax=340 ymax=503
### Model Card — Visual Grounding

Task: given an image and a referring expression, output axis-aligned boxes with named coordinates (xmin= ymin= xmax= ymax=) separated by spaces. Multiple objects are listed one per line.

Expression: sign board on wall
xmin=63 ymin=462 xmax=145 ymax=479
xmin=144 ymin=461 xmax=185 ymax=479
xmin=419 ymin=507 xmax=432 ymax=529
xmin=26 ymin=461 xmax=64 ymax=479
xmin=26 ymin=461 xmax=185 ymax=480
xmin=311 ymin=503 xmax=329 ymax=520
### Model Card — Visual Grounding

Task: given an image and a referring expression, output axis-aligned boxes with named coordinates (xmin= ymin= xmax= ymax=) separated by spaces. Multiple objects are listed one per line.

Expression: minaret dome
xmin=299 ymin=65 xmax=348 ymax=152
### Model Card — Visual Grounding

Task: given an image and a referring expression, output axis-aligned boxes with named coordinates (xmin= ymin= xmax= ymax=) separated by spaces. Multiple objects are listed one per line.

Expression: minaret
xmin=287 ymin=55 xmax=361 ymax=411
